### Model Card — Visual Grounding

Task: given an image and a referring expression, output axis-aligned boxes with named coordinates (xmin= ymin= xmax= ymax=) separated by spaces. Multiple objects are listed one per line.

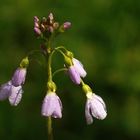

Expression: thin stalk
xmin=52 ymin=68 xmax=67 ymax=77
xmin=47 ymin=117 xmax=53 ymax=140
xmin=46 ymin=38 xmax=54 ymax=140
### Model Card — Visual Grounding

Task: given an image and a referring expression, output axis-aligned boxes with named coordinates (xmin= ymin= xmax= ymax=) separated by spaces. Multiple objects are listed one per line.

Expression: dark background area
xmin=0 ymin=0 xmax=140 ymax=140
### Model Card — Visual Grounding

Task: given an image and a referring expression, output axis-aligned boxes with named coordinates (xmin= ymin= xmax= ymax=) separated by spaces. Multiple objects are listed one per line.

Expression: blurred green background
xmin=0 ymin=0 xmax=140 ymax=140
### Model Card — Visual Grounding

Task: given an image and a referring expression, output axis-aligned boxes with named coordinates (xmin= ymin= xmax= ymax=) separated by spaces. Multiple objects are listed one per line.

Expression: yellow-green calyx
xmin=47 ymin=81 xmax=57 ymax=92
xmin=64 ymin=55 xmax=73 ymax=66
xmin=20 ymin=57 xmax=29 ymax=68
xmin=82 ymin=84 xmax=92 ymax=94
xmin=65 ymin=51 xmax=73 ymax=59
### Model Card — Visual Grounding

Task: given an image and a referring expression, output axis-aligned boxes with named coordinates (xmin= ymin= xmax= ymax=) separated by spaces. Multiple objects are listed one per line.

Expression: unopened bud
xmin=63 ymin=22 xmax=71 ymax=30
xmin=34 ymin=27 xmax=42 ymax=36
xmin=53 ymin=22 xmax=59 ymax=30
xmin=34 ymin=16 xmax=39 ymax=23
xmin=48 ymin=13 xmax=54 ymax=24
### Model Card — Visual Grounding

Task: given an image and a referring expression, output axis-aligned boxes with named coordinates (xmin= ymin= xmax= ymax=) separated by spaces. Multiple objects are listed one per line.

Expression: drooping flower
xmin=8 ymin=85 xmax=23 ymax=106
xmin=72 ymin=58 xmax=87 ymax=78
xmin=68 ymin=66 xmax=81 ymax=85
xmin=11 ymin=68 xmax=27 ymax=87
xmin=41 ymin=92 xmax=62 ymax=118
xmin=85 ymin=92 xmax=107 ymax=124
xmin=0 ymin=81 xmax=12 ymax=100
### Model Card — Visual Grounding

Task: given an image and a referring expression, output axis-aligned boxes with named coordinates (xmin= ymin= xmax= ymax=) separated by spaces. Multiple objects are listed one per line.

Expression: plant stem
xmin=46 ymin=38 xmax=54 ymax=140
xmin=52 ymin=68 xmax=67 ymax=77
xmin=47 ymin=117 xmax=53 ymax=140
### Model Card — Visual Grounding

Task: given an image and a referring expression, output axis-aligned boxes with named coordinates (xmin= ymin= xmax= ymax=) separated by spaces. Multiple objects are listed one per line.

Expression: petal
xmin=8 ymin=85 xmax=23 ymax=106
xmin=12 ymin=68 xmax=26 ymax=86
xmin=90 ymin=95 xmax=107 ymax=120
xmin=72 ymin=58 xmax=87 ymax=78
xmin=0 ymin=81 xmax=12 ymax=100
xmin=85 ymin=100 xmax=93 ymax=124
xmin=94 ymin=94 xmax=107 ymax=111
xmin=52 ymin=96 xmax=62 ymax=118
xmin=41 ymin=94 xmax=55 ymax=116
xmin=68 ymin=66 xmax=81 ymax=85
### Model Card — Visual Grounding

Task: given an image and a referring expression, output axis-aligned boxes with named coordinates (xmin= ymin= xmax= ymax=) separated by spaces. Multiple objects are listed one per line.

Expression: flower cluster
xmin=34 ymin=13 xmax=71 ymax=37
xmin=0 ymin=13 xmax=107 ymax=126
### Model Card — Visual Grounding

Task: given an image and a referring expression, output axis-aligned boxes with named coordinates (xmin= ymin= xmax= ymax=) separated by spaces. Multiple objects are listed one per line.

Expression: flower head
xmin=8 ymin=85 xmax=23 ymax=106
xmin=41 ymin=92 xmax=62 ymax=118
xmin=85 ymin=93 xmax=107 ymax=124
xmin=72 ymin=58 xmax=87 ymax=78
xmin=11 ymin=68 xmax=27 ymax=87
xmin=68 ymin=66 xmax=81 ymax=85
xmin=0 ymin=81 xmax=12 ymax=100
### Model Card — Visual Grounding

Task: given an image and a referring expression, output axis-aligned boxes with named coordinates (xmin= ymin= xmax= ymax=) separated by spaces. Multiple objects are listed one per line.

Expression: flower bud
xmin=34 ymin=27 xmax=42 ymax=36
xmin=48 ymin=13 xmax=54 ymax=24
xmin=59 ymin=22 xmax=71 ymax=33
xmin=34 ymin=16 xmax=39 ymax=23
xmin=63 ymin=22 xmax=71 ymax=30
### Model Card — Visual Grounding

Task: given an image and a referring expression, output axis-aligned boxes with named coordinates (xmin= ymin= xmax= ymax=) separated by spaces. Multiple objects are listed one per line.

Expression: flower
xmin=0 ymin=81 xmax=12 ymax=100
xmin=11 ymin=68 xmax=27 ymax=87
xmin=72 ymin=58 xmax=87 ymax=78
xmin=8 ymin=85 xmax=23 ymax=106
xmin=85 ymin=93 xmax=107 ymax=124
xmin=68 ymin=66 xmax=81 ymax=85
xmin=41 ymin=92 xmax=62 ymax=118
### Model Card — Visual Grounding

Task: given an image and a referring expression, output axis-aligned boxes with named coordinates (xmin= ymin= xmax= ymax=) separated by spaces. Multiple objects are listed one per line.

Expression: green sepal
xmin=64 ymin=55 xmax=73 ymax=66
xmin=66 ymin=51 xmax=73 ymax=59
xmin=47 ymin=81 xmax=57 ymax=92
xmin=20 ymin=57 xmax=29 ymax=68
xmin=82 ymin=84 xmax=92 ymax=94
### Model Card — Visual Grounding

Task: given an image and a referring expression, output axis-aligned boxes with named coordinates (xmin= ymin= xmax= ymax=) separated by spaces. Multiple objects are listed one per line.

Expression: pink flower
xmin=41 ymin=92 xmax=62 ymax=118
xmin=85 ymin=93 xmax=107 ymax=124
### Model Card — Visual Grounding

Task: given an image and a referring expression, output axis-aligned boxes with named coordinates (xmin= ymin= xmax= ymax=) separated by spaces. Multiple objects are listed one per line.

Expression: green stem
xmin=46 ymin=38 xmax=54 ymax=140
xmin=27 ymin=50 xmax=43 ymax=58
xmin=55 ymin=46 xmax=67 ymax=52
xmin=52 ymin=68 xmax=67 ymax=77
xmin=55 ymin=48 xmax=66 ymax=57
xmin=47 ymin=117 xmax=53 ymax=140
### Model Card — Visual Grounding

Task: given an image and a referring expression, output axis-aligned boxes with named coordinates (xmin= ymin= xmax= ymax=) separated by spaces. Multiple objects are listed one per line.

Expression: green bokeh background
xmin=0 ymin=0 xmax=140 ymax=140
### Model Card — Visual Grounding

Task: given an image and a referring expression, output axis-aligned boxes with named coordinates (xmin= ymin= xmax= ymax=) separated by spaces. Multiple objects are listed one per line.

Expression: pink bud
xmin=34 ymin=27 xmax=42 ymax=35
xmin=63 ymin=22 xmax=71 ymax=30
